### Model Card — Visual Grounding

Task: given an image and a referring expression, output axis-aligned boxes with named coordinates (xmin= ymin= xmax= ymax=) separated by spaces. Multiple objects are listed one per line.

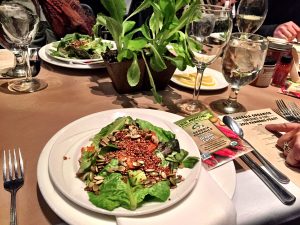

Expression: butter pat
xmin=0 ymin=49 xmax=16 ymax=74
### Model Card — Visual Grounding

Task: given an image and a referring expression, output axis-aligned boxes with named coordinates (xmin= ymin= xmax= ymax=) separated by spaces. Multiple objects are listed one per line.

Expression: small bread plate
xmin=171 ymin=66 xmax=228 ymax=90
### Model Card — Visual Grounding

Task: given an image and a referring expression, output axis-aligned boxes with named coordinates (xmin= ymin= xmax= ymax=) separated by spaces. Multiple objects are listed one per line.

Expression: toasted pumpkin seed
xmin=95 ymin=180 xmax=104 ymax=185
xmin=118 ymin=166 xmax=126 ymax=172
xmin=132 ymin=162 xmax=140 ymax=167
xmin=161 ymin=171 xmax=167 ymax=179
xmin=137 ymin=160 xmax=145 ymax=164
xmin=88 ymin=181 xmax=95 ymax=188
xmin=94 ymin=175 xmax=104 ymax=180
xmin=93 ymin=184 xmax=99 ymax=192
xmin=89 ymin=172 xmax=94 ymax=181
xmin=150 ymin=172 xmax=158 ymax=176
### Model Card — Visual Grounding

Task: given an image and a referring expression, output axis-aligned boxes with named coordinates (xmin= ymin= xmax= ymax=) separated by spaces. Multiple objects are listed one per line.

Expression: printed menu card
xmin=228 ymin=108 xmax=300 ymax=187
xmin=175 ymin=110 xmax=252 ymax=170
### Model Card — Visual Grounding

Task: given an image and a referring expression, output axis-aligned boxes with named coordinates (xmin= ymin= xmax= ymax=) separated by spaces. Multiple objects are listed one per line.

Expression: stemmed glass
xmin=177 ymin=4 xmax=232 ymax=115
xmin=210 ymin=33 xmax=268 ymax=114
xmin=236 ymin=0 xmax=268 ymax=34
xmin=0 ymin=0 xmax=47 ymax=92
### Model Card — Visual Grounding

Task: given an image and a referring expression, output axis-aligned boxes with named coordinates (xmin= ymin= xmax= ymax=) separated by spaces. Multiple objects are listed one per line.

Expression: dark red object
xmin=271 ymin=55 xmax=293 ymax=87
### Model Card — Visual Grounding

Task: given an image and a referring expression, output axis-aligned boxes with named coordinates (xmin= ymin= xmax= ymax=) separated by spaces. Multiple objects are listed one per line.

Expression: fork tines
xmin=275 ymin=99 xmax=300 ymax=123
xmin=287 ymin=102 xmax=300 ymax=121
xmin=3 ymin=148 xmax=24 ymax=185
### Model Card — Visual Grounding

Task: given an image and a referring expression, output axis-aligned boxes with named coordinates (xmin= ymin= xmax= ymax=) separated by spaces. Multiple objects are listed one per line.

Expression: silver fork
xmin=275 ymin=99 xmax=300 ymax=123
xmin=3 ymin=148 xmax=24 ymax=225
xmin=286 ymin=102 xmax=300 ymax=121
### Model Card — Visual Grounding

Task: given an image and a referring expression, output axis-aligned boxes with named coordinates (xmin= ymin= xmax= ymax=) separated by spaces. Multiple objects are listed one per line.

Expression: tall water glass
xmin=236 ymin=0 xmax=268 ymax=34
xmin=210 ymin=33 xmax=268 ymax=114
xmin=177 ymin=4 xmax=232 ymax=115
xmin=0 ymin=0 xmax=47 ymax=92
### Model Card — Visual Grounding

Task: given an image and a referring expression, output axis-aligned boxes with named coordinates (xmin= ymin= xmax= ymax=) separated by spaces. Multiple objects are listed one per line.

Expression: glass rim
xmin=230 ymin=32 xmax=269 ymax=42
xmin=197 ymin=4 xmax=232 ymax=12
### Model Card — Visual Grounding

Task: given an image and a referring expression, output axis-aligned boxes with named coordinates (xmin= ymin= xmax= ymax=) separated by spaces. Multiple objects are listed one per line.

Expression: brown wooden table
xmin=0 ymin=60 xmax=298 ymax=225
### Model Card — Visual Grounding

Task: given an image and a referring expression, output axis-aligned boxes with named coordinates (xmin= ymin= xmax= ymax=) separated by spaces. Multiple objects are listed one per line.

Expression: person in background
xmin=30 ymin=7 xmax=57 ymax=48
xmin=265 ymin=123 xmax=300 ymax=168
xmin=37 ymin=0 xmax=95 ymax=40
xmin=256 ymin=0 xmax=300 ymax=42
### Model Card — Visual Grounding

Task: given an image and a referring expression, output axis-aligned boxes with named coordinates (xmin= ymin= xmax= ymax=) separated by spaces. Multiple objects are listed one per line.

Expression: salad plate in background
xmin=39 ymin=45 xmax=106 ymax=69
xmin=41 ymin=33 xmax=115 ymax=68
xmin=45 ymin=40 xmax=114 ymax=65
xmin=47 ymin=110 xmax=201 ymax=217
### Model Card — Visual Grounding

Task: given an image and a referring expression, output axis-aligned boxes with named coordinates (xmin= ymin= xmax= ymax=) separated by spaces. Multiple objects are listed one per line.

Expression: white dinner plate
xmin=171 ymin=66 xmax=228 ymax=90
xmin=37 ymin=109 xmax=236 ymax=225
xmin=38 ymin=44 xmax=106 ymax=69
xmin=47 ymin=109 xmax=202 ymax=216
xmin=45 ymin=40 xmax=115 ymax=64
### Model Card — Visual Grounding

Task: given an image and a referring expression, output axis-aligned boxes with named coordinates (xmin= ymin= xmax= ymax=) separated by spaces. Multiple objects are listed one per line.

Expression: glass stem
xmin=226 ymin=87 xmax=239 ymax=106
xmin=21 ymin=45 xmax=32 ymax=82
xmin=193 ymin=63 xmax=207 ymax=101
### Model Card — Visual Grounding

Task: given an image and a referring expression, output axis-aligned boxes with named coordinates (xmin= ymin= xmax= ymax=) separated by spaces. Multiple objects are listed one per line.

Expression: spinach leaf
xmin=182 ymin=156 xmax=200 ymax=168
xmin=135 ymin=118 xmax=175 ymax=142
xmin=166 ymin=149 xmax=188 ymax=163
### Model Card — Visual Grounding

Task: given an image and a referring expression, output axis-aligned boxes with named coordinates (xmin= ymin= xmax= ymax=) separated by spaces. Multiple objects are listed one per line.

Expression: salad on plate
xmin=76 ymin=116 xmax=199 ymax=211
xmin=48 ymin=33 xmax=113 ymax=62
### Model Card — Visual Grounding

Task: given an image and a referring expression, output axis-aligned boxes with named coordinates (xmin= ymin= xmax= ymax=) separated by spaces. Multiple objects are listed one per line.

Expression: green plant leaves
xmin=148 ymin=43 xmax=167 ymax=72
xmin=126 ymin=0 xmax=152 ymax=20
xmin=100 ymin=0 xmax=126 ymax=23
xmin=101 ymin=16 xmax=123 ymax=51
xmin=127 ymin=53 xmax=141 ymax=87
xmin=94 ymin=0 xmax=197 ymax=103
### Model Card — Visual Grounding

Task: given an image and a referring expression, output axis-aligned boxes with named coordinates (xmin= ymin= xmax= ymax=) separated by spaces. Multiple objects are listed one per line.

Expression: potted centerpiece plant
xmin=94 ymin=0 xmax=199 ymax=103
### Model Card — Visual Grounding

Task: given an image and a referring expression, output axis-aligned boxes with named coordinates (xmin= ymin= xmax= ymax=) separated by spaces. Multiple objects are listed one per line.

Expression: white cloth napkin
xmin=116 ymin=167 xmax=237 ymax=225
xmin=0 ymin=49 xmax=15 ymax=74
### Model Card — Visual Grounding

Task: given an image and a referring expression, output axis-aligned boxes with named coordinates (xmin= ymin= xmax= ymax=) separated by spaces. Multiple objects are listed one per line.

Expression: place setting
xmin=37 ymin=108 xmax=237 ymax=225
xmin=2 ymin=0 xmax=300 ymax=224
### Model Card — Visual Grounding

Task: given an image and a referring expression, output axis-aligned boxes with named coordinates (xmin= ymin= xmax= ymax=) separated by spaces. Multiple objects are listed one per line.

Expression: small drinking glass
xmin=210 ymin=32 xmax=269 ymax=114
xmin=0 ymin=0 xmax=47 ymax=92
xmin=236 ymin=0 xmax=268 ymax=34
xmin=177 ymin=4 xmax=233 ymax=115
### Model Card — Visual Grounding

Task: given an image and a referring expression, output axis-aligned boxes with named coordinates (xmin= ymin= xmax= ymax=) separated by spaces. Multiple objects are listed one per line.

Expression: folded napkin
xmin=116 ymin=167 xmax=237 ymax=225
xmin=0 ymin=49 xmax=15 ymax=74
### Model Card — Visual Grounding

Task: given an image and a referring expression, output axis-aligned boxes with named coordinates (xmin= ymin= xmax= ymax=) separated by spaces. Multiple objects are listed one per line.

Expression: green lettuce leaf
xmin=92 ymin=116 xmax=133 ymax=149
xmin=135 ymin=118 xmax=175 ymax=142
xmin=89 ymin=173 xmax=170 ymax=211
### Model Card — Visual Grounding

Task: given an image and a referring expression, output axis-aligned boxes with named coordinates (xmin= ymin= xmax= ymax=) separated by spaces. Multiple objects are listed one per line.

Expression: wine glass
xmin=236 ymin=0 xmax=268 ymax=34
xmin=210 ymin=32 xmax=268 ymax=114
xmin=177 ymin=4 xmax=233 ymax=115
xmin=0 ymin=0 xmax=47 ymax=92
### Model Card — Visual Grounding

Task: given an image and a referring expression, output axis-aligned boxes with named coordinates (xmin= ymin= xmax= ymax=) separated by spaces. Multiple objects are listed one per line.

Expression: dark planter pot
xmin=104 ymin=58 xmax=146 ymax=94
xmin=142 ymin=60 xmax=176 ymax=91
